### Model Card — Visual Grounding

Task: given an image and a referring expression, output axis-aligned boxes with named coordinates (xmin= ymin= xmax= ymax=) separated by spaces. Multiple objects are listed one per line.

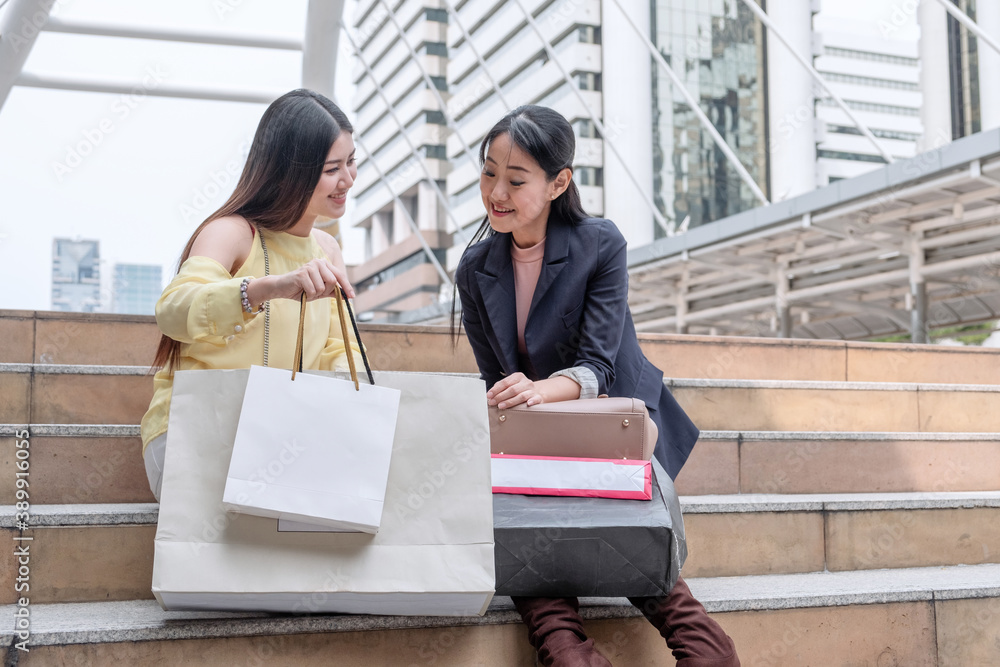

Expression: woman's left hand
xmin=487 ymin=373 xmax=543 ymax=409
xmin=488 ymin=374 xmax=584 ymax=409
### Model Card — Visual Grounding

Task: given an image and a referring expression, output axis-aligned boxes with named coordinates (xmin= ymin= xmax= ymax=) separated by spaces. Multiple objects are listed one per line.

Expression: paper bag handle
xmin=290 ymin=290 xmax=375 ymax=391
xmin=342 ymin=289 xmax=375 ymax=387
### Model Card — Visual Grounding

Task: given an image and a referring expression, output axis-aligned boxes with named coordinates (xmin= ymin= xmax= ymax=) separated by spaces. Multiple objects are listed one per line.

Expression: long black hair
xmin=452 ymin=105 xmax=590 ymax=342
xmin=153 ymin=89 xmax=354 ymax=372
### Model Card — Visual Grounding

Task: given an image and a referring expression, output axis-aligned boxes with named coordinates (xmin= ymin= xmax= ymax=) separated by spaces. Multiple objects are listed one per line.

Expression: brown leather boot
xmin=512 ymin=596 xmax=612 ymax=667
xmin=629 ymin=577 xmax=740 ymax=667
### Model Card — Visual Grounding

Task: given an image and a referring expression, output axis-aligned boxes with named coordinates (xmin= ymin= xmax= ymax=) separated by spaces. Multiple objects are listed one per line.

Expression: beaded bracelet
xmin=240 ymin=277 xmax=264 ymax=314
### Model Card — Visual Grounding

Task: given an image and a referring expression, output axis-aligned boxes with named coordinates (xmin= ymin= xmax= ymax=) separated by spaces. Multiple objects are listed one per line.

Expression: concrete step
xmin=642 ymin=332 xmax=1000 ymax=384
xmin=5 ymin=493 xmax=999 ymax=605
xmin=0 ymin=311 xmax=161 ymax=366
xmin=669 ymin=378 xmax=1000 ymax=432
xmin=1 ymin=504 xmax=157 ymax=606
xmin=680 ymin=492 xmax=1000 ymax=577
xmin=0 ymin=364 xmax=153 ymax=426
xmin=8 ymin=365 xmax=1000 ymax=433
xmin=7 ymin=309 xmax=1000 ymax=383
xmin=0 ymin=425 xmax=151 ymax=505
xmin=1 ymin=310 xmax=478 ymax=372
xmin=5 ymin=424 xmax=997 ymax=505
xmin=3 ymin=564 xmax=998 ymax=665
xmin=676 ymin=430 xmax=1000 ymax=496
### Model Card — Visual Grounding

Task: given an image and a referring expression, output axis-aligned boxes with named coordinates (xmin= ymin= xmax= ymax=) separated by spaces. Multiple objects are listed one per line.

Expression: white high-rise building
xmin=445 ymin=0 xmax=771 ymax=243
xmin=345 ymin=0 xmax=994 ymax=322
xmin=348 ymin=1 xmax=452 ymax=320
xmin=444 ymin=0 xmax=606 ymax=236
xmin=812 ymin=14 xmax=922 ymax=184
xmin=347 ymin=0 xmax=773 ymax=323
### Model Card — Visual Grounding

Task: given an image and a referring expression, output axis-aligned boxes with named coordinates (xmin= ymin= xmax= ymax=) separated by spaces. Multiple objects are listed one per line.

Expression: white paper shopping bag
xmin=223 ymin=365 xmax=400 ymax=532
xmin=153 ymin=369 xmax=495 ymax=616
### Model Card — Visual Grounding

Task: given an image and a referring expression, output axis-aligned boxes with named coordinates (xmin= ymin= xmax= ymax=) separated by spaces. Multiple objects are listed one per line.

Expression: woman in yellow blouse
xmin=141 ymin=89 xmax=364 ymax=500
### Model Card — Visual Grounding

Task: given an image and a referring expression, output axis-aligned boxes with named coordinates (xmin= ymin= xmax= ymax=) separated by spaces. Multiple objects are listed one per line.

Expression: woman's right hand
xmin=245 ymin=258 xmax=354 ymax=308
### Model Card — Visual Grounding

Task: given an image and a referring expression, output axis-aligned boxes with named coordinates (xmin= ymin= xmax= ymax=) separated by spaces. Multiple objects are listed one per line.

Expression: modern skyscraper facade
xmin=345 ymin=0 xmax=999 ymax=323
xmin=650 ymin=0 xmax=768 ymax=231
xmin=946 ymin=0 xmax=982 ymax=138
xmin=111 ymin=263 xmax=163 ymax=315
xmin=349 ymin=0 xmax=612 ymax=321
xmin=445 ymin=0 xmax=607 ymax=240
xmin=51 ymin=238 xmax=101 ymax=313
xmin=348 ymin=1 xmax=452 ymax=320
xmin=919 ymin=0 xmax=1000 ymax=149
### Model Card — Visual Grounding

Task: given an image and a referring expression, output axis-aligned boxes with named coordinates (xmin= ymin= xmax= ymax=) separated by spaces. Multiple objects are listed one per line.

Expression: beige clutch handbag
xmin=488 ymin=397 xmax=658 ymax=461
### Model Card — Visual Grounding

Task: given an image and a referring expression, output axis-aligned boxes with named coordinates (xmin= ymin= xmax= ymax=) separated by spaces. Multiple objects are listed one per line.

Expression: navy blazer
xmin=456 ymin=215 xmax=699 ymax=479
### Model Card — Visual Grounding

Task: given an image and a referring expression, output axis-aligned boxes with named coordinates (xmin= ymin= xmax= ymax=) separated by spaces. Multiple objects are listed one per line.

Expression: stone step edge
xmin=680 ymin=491 xmax=1000 ymax=513
xmin=6 ymin=423 xmax=1000 ymax=442
xmin=0 ymin=363 xmax=151 ymax=376
xmin=670 ymin=378 xmax=1000 ymax=392
xmin=0 ymin=503 xmax=159 ymax=527
xmin=6 ymin=363 xmax=1000 ymax=393
xmin=2 ymin=564 xmax=998 ymax=647
xmin=0 ymin=424 xmax=140 ymax=437
xmin=6 ymin=491 xmax=1000 ymax=527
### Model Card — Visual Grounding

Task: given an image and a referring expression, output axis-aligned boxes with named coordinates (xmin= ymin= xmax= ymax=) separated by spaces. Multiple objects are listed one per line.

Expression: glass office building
xmin=112 ymin=263 xmax=162 ymax=315
xmin=650 ymin=0 xmax=768 ymax=232
xmin=51 ymin=238 xmax=101 ymax=313
xmin=947 ymin=0 xmax=981 ymax=138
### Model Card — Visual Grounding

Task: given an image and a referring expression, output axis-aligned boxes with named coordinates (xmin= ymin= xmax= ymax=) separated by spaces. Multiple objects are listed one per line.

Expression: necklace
xmin=260 ymin=232 xmax=271 ymax=367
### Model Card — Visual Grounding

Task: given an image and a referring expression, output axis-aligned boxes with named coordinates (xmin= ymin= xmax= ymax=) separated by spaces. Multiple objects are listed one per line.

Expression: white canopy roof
xmin=628 ymin=128 xmax=1000 ymax=340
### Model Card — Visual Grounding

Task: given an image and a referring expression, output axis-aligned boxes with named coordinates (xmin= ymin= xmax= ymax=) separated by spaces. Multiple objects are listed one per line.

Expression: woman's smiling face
xmin=303 ymin=132 xmax=357 ymax=223
xmin=480 ymin=132 xmax=565 ymax=248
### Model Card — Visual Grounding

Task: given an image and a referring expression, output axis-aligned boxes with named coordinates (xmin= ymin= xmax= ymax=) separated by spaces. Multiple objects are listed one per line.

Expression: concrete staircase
xmin=2 ymin=309 xmax=999 ymax=665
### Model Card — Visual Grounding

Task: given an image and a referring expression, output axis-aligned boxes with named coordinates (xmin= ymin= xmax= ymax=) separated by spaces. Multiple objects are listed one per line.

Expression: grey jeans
xmin=143 ymin=434 xmax=167 ymax=502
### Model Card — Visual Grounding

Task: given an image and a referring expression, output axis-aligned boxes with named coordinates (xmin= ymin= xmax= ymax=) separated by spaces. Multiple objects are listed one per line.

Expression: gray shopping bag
xmin=493 ymin=459 xmax=686 ymax=597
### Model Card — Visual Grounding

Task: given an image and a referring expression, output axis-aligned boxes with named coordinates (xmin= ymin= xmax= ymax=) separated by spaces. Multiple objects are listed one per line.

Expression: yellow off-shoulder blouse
xmin=140 ymin=229 xmax=363 ymax=454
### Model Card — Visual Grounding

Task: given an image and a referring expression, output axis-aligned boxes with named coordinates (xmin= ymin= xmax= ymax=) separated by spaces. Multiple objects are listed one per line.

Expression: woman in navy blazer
xmin=456 ymin=106 xmax=739 ymax=666
xmin=457 ymin=204 xmax=699 ymax=479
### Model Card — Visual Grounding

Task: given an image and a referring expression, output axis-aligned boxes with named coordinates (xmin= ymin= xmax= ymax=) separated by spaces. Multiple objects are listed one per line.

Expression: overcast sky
xmin=0 ymin=0 xmax=912 ymax=312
